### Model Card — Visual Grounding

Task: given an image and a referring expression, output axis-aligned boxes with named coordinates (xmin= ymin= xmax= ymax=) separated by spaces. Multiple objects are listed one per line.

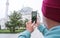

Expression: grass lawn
xmin=0 ymin=29 xmax=10 ymax=33
xmin=0 ymin=29 xmax=25 ymax=33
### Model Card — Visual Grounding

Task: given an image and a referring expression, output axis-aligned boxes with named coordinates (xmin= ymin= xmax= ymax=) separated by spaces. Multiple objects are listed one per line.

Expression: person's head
xmin=42 ymin=0 xmax=60 ymax=29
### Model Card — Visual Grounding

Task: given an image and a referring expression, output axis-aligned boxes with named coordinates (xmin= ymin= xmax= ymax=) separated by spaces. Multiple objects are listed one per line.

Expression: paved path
xmin=0 ymin=28 xmax=44 ymax=38
xmin=31 ymin=28 xmax=44 ymax=38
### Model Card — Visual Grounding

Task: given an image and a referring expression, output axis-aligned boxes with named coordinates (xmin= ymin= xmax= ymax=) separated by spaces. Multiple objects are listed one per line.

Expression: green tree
xmin=0 ymin=25 xmax=1 ymax=30
xmin=5 ymin=11 xmax=22 ymax=32
xmin=23 ymin=19 xmax=28 ymax=27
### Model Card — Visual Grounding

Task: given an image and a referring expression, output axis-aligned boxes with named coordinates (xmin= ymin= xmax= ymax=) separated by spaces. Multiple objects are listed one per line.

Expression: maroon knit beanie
xmin=42 ymin=0 xmax=60 ymax=22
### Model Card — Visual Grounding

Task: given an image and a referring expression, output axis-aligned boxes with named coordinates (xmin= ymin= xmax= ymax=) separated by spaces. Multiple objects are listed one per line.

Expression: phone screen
xmin=32 ymin=11 xmax=37 ymax=23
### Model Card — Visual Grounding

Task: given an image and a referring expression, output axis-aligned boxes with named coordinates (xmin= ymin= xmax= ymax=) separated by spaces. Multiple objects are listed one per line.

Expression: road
xmin=0 ymin=28 xmax=44 ymax=38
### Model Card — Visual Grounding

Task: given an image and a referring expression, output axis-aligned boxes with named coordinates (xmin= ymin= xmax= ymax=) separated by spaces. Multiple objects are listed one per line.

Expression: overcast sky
xmin=0 ymin=0 xmax=43 ymax=19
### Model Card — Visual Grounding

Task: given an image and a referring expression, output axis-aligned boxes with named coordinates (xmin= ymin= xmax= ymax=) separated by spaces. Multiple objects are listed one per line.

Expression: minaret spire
xmin=5 ymin=0 xmax=9 ymax=19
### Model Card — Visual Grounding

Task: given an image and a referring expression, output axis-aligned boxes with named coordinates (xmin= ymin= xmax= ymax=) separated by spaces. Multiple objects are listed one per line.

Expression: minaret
xmin=5 ymin=0 xmax=9 ymax=20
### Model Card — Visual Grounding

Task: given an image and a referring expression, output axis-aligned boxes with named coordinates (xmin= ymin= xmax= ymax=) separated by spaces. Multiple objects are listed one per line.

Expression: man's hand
xmin=35 ymin=19 xmax=40 ymax=27
xmin=26 ymin=19 xmax=40 ymax=33
xmin=26 ymin=20 xmax=35 ymax=33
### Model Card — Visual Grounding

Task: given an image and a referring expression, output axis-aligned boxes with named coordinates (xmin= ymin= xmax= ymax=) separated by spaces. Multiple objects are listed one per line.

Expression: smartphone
xmin=32 ymin=11 xmax=37 ymax=23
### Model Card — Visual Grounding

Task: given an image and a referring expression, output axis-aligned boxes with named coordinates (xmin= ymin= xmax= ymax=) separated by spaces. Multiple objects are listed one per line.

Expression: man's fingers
xmin=26 ymin=21 xmax=36 ymax=28
xmin=27 ymin=20 xmax=32 ymax=24
xmin=31 ymin=21 xmax=35 ymax=26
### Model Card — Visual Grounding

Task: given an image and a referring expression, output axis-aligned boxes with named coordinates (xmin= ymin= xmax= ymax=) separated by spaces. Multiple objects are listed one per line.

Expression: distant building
xmin=0 ymin=18 xmax=8 ymax=29
xmin=19 ymin=7 xmax=33 ymax=20
xmin=0 ymin=0 xmax=9 ymax=29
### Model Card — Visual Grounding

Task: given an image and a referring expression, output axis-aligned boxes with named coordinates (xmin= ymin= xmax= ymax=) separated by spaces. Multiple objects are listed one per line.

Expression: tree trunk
xmin=13 ymin=27 xmax=15 ymax=33
xmin=10 ymin=27 xmax=12 ymax=33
